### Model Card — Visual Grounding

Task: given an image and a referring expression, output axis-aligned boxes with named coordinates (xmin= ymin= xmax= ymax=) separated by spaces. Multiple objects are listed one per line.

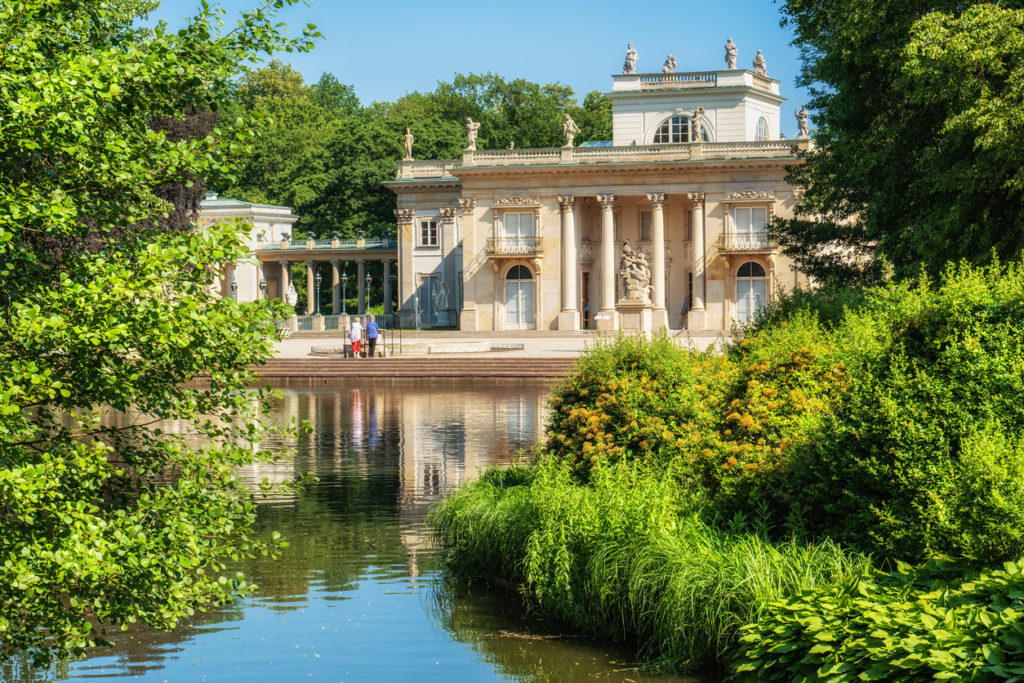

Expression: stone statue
xmin=662 ymin=54 xmax=677 ymax=73
xmin=725 ymin=38 xmax=737 ymax=69
xmin=562 ymin=113 xmax=581 ymax=147
xmin=753 ymin=49 xmax=767 ymax=76
xmin=618 ymin=240 xmax=652 ymax=302
xmin=403 ymin=127 xmax=414 ymax=160
xmin=796 ymin=105 xmax=810 ymax=138
xmin=285 ymin=282 xmax=298 ymax=307
xmin=691 ymin=106 xmax=705 ymax=142
xmin=623 ymin=43 xmax=638 ymax=74
xmin=465 ymin=117 xmax=481 ymax=151
xmin=509 ymin=141 xmax=515 ymax=149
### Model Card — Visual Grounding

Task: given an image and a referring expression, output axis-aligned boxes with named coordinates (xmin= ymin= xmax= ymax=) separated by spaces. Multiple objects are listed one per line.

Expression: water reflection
xmin=35 ymin=382 xmax=695 ymax=682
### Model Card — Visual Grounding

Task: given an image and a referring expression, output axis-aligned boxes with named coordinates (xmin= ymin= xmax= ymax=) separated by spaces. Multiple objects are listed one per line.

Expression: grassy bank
xmin=431 ymin=261 xmax=1024 ymax=676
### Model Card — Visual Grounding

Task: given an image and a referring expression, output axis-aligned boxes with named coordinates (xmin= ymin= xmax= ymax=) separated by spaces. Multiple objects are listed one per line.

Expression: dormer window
xmin=755 ymin=117 xmax=769 ymax=141
xmin=652 ymin=115 xmax=709 ymax=144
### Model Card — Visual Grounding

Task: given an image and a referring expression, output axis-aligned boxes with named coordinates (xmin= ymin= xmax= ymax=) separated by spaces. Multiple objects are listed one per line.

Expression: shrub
xmin=733 ymin=558 xmax=1024 ymax=681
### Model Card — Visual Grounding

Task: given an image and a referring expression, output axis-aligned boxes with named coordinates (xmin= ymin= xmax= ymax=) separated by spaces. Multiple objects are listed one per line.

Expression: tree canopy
xmin=225 ymin=69 xmax=613 ymax=239
xmin=775 ymin=0 xmax=1024 ymax=284
xmin=0 ymin=0 xmax=317 ymax=667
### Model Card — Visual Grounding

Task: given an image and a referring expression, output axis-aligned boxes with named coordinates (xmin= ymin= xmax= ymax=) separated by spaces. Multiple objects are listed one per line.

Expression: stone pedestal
xmin=558 ymin=310 xmax=580 ymax=331
xmin=312 ymin=315 xmax=325 ymax=332
xmin=651 ymin=308 xmax=669 ymax=330
xmin=286 ymin=315 xmax=298 ymax=332
xmin=687 ymin=308 xmax=706 ymax=331
xmin=595 ymin=309 xmax=619 ymax=332
xmin=617 ymin=300 xmax=652 ymax=331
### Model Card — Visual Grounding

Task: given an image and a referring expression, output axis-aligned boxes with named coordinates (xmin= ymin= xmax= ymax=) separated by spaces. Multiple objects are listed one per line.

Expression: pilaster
xmin=557 ymin=194 xmax=580 ymax=331
xmin=597 ymin=194 xmax=619 ymax=332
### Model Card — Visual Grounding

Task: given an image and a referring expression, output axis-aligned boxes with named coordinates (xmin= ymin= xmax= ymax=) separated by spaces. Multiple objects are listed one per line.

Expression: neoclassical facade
xmin=387 ymin=48 xmax=812 ymax=332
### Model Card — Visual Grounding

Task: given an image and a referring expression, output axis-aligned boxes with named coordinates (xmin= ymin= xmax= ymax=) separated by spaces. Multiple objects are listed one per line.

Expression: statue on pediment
xmin=563 ymin=113 xmax=581 ymax=147
xmin=753 ymin=49 xmax=767 ymax=76
xmin=623 ymin=43 xmax=638 ymax=74
xmin=725 ymin=38 xmax=737 ymax=69
xmin=662 ymin=55 xmax=677 ymax=73
xmin=465 ymin=117 xmax=481 ymax=151
xmin=403 ymin=127 xmax=414 ymax=160
xmin=796 ymin=105 xmax=810 ymax=138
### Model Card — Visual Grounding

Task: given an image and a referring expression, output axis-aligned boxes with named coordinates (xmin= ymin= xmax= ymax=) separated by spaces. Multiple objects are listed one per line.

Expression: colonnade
xmin=259 ymin=257 xmax=394 ymax=315
xmin=556 ymin=192 xmax=705 ymax=331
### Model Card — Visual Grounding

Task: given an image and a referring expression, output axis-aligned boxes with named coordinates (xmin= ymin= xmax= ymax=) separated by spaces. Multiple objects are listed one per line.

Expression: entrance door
xmin=504 ymin=265 xmax=535 ymax=329
xmin=417 ymin=274 xmax=439 ymax=328
xmin=581 ymin=272 xmax=590 ymax=329
xmin=735 ymin=261 xmax=767 ymax=324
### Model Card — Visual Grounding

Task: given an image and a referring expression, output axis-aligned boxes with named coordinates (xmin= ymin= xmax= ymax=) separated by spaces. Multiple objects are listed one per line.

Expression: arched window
xmin=505 ymin=265 xmax=534 ymax=328
xmin=652 ymin=115 xmax=711 ymax=144
xmin=736 ymin=261 xmax=767 ymax=324
xmin=755 ymin=118 xmax=769 ymax=141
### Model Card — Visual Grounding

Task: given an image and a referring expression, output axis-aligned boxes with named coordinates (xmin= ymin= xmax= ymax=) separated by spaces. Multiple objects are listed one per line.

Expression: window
xmin=502 ymin=211 xmax=534 ymax=238
xmin=732 ymin=207 xmax=769 ymax=242
xmin=686 ymin=209 xmax=694 ymax=241
xmin=640 ymin=211 xmax=652 ymax=242
xmin=419 ymin=219 xmax=438 ymax=247
xmin=755 ymin=118 xmax=769 ymax=141
xmin=736 ymin=262 xmax=767 ymax=324
xmin=653 ymin=115 xmax=691 ymax=144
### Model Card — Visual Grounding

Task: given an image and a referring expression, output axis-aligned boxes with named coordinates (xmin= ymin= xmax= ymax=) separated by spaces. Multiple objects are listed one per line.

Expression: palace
xmin=386 ymin=43 xmax=812 ymax=332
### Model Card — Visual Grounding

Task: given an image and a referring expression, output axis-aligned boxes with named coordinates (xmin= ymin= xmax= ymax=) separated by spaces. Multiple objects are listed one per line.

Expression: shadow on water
xmin=19 ymin=381 xmax=703 ymax=682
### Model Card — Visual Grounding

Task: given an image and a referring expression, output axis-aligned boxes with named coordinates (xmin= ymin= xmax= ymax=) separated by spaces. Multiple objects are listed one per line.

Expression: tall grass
xmin=429 ymin=457 xmax=870 ymax=672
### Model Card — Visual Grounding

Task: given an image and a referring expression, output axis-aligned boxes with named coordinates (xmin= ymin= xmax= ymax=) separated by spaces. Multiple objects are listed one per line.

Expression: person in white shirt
xmin=349 ymin=317 xmax=363 ymax=358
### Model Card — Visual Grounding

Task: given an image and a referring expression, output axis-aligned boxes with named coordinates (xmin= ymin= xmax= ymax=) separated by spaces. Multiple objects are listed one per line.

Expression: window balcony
xmin=716 ymin=233 xmax=778 ymax=253
xmin=485 ymin=236 xmax=543 ymax=256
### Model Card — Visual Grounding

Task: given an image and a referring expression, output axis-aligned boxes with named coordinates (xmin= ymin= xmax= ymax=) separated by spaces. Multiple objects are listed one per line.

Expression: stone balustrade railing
xmin=638 ymin=72 xmax=717 ymax=89
xmin=396 ymin=139 xmax=808 ymax=179
xmin=258 ymin=237 xmax=398 ymax=252
xmin=716 ymin=233 xmax=778 ymax=252
xmin=484 ymin=236 xmax=543 ymax=255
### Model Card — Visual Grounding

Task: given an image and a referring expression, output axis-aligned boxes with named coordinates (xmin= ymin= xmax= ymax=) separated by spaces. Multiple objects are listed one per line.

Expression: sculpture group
xmin=619 ymin=241 xmax=652 ymax=302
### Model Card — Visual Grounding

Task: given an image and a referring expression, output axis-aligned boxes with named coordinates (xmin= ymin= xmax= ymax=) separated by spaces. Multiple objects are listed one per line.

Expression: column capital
xmin=330 ymin=258 xmax=341 ymax=267
xmin=439 ymin=207 xmax=458 ymax=222
xmin=305 ymin=259 xmax=315 ymax=267
xmin=356 ymin=258 xmax=366 ymax=264
xmin=458 ymin=198 xmax=477 ymax=212
xmin=688 ymin=192 xmax=706 ymax=208
xmin=597 ymin=194 xmax=617 ymax=209
xmin=279 ymin=258 xmax=290 ymax=266
xmin=558 ymin=195 xmax=576 ymax=212
xmin=646 ymin=193 xmax=666 ymax=209
xmin=395 ymin=208 xmax=416 ymax=224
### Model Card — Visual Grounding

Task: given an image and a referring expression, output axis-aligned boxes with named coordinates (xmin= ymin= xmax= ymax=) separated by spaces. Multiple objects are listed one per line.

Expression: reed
xmin=429 ymin=457 xmax=870 ymax=672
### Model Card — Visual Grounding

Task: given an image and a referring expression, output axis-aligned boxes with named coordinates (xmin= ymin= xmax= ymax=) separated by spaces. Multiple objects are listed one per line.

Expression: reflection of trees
xmin=426 ymin=580 xmax=700 ymax=683
xmin=35 ymin=381 xmax=556 ymax=681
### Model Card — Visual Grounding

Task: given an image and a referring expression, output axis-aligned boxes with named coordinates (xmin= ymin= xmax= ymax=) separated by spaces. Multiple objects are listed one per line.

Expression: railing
xmin=323 ymin=315 xmax=342 ymax=331
xmin=485 ymin=236 xmax=543 ymax=255
xmin=297 ymin=316 xmax=314 ymax=332
xmin=717 ymin=233 xmax=778 ymax=252
xmin=396 ymin=160 xmax=459 ymax=179
xmin=257 ymin=237 xmax=398 ymax=252
xmin=639 ymin=72 xmax=717 ymax=89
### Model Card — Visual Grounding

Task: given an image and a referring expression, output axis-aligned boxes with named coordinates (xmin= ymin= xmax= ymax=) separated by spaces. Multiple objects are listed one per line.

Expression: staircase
xmin=254 ymin=357 xmax=577 ymax=382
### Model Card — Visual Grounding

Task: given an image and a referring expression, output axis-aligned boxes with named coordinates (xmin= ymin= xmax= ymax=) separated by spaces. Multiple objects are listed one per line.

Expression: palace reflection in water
xmin=34 ymin=383 xmax=694 ymax=683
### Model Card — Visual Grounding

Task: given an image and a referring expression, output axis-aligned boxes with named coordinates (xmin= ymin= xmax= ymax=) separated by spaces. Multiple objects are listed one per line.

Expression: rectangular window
xmin=502 ymin=211 xmax=535 ymax=238
xmin=419 ymin=219 xmax=438 ymax=247
xmin=733 ymin=207 xmax=768 ymax=240
xmin=640 ymin=211 xmax=652 ymax=242
xmin=686 ymin=209 xmax=693 ymax=241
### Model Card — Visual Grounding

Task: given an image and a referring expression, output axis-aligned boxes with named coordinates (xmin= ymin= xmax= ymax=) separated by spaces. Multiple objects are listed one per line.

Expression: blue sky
xmin=152 ymin=0 xmax=810 ymax=136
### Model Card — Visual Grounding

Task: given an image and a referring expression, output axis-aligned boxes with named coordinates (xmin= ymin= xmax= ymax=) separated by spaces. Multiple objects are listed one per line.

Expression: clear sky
xmin=151 ymin=0 xmax=810 ymax=136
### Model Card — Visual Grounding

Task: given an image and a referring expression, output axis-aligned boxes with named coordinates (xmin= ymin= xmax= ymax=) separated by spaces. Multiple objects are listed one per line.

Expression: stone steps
xmin=253 ymin=357 xmax=576 ymax=381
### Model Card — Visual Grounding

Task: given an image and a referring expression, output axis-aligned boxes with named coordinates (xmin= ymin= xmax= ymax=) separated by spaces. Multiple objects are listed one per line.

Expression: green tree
xmin=775 ymin=0 xmax=1024 ymax=284
xmin=0 ymin=0 xmax=318 ymax=667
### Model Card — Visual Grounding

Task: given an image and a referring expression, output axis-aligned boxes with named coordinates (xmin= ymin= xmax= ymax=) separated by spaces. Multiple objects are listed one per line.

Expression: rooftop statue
xmin=563 ymin=113 xmax=581 ymax=147
xmin=753 ymin=49 xmax=767 ymax=76
xmin=725 ymin=38 xmax=737 ymax=69
xmin=465 ymin=117 xmax=481 ymax=151
xmin=403 ymin=127 xmax=414 ymax=161
xmin=662 ymin=54 xmax=676 ymax=73
xmin=796 ymin=105 xmax=810 ymax=138
xmin=623 ymin=43 xmax=638 ymax=74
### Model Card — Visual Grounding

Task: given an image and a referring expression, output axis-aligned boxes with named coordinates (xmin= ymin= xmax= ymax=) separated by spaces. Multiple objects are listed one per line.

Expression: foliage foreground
xmin=431 ymin=260 xmax=1024 ymax=676
xmin=0 ymin=0 xmax=317 ymax=668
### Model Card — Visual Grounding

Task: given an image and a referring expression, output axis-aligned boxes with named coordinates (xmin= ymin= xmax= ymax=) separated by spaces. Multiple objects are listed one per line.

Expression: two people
xmin=349 ymin=315 xmax=380 ymax=358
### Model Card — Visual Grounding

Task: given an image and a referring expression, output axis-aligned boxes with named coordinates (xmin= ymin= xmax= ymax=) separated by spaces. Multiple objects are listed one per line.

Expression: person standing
xmin=366 ymin=315 xmax=379 ymax=358
xmin=349 ymin=316 xmax=363 ymax=358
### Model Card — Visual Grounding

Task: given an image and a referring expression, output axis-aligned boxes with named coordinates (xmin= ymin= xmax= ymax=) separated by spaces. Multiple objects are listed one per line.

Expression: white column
xmin=356 ymin=259 xmax=366 ymax=314
xmin=648 ymin=193 xmax=667 ymax=329
xmin=688 ymin=193 xmax=707 ymax=330
xmin=382 ymin=259 xmax=392 ymax=313
xmin=331 ymin=259 xmax=342 ymax=314
xmin=557 ymin=195 xmax=579 ymax=330
xmin=279 ymin=259 xmax=290 ymax=302
xmin=597 ymin=194 xmax=618 ymax=331
xmin=305 ymin=260 xmax=316 ymax=315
